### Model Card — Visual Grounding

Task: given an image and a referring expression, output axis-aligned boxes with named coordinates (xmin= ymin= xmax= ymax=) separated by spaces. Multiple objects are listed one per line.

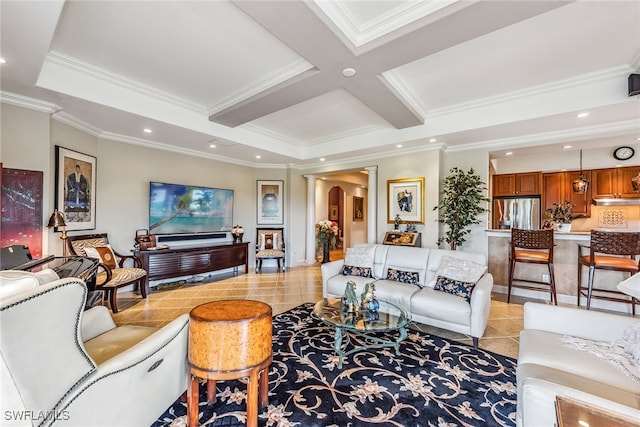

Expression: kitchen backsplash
xmin=571 ymin=205 xmax=640 ymax=231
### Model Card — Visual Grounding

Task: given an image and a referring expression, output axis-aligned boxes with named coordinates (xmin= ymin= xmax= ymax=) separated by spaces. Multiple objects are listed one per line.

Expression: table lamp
xmin=47 ymin=209 xmax=68 ymax=256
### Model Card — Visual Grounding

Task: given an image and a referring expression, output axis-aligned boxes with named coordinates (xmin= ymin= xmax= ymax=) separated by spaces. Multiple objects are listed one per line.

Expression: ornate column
xmin=304 ymin=174 xmax=317 ymax=265
xmin=365 ymin=166 xmax=378 ymax=244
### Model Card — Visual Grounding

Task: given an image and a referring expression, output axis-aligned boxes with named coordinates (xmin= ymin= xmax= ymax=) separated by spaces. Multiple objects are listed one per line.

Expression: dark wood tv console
xmin=133 ymin=242 xmax=249 ymax=295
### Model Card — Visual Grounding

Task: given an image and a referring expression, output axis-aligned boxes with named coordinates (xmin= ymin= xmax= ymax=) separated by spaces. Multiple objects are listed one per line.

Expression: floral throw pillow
xmin=341 ymin=265 xmax=373 ymax=278
xmin=386 ymin=268 xmax=420 ymax=287
xmin=434 ymin=276 xmax=475 ymax=302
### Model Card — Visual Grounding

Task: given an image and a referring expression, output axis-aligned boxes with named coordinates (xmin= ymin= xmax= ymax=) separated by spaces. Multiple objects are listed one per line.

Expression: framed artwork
xmin=55 ymin=146 xmax=97 ymax=231
xmin=257 ymin=180 xmax=283 ymax=224
xmin=0 ymin=166 xmax=44 ymax=258
xmin=387 ymin=177 xmax=425 ymax=224
xmin=353 ymin=196 xmax=364 ymax=221
xmin=329 ymin=204 xmax=339 ymax=221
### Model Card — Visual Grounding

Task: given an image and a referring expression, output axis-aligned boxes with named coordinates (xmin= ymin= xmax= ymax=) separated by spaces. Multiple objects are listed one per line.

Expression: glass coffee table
xmin=312 ymin=298 xmax=411 ymax=368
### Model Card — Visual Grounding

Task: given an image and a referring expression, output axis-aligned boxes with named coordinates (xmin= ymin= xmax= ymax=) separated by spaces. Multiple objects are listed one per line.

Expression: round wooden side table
xmin=187 ymin=300 xmax=272 ymax=427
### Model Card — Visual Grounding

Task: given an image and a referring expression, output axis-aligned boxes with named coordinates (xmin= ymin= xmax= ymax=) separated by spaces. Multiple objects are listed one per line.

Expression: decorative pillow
xmin=386 ymin=268 xmax=420 ymax=286
xmin=341 ymin=265 xmax=373 ymax=278
xmin=434 ymin=276 xmax=475 ymax=302
xmin=259 ymin=232 xmax=280 ymax=251
xmin=84 ymin=245 xmax=117 ymax=269
xmin=344 ymin=245 xmax=375 ymax=269
xmin=436 ymin=256 xmax=486 ymax=284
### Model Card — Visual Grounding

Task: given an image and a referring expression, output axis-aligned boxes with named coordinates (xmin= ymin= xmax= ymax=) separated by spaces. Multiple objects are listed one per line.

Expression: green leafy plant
xmin=433 ymin=167 xmax=491 ymax=250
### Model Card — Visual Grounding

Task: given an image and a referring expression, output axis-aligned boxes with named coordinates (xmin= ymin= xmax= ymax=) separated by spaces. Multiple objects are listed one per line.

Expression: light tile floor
xmin=111 ymin=260 xmax=535 ymax=360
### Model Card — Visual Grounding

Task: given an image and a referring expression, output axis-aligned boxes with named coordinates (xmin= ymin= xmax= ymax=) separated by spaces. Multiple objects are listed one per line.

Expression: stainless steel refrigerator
xmin=493 ymin=196 xmax=541 ymax=230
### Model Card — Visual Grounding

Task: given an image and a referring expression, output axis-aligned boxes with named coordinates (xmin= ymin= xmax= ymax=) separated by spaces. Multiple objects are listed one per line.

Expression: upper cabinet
xmin=592 ymin=166 xmax=640 ymax=199
xmin=492 ymin=172 xmax=541 ymax=197
xmin=542 ymin=171 xmax=592 ymax=218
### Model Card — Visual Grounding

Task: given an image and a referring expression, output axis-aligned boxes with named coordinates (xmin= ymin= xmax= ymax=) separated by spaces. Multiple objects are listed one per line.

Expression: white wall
xmin=1 ymin=103 xmax=56 ymax=254
xmin=3 ymin=103 xmax=491 ymax=269
xmin=493 ymin=145 xmax=640 ymax=174
xmin=441 ymin=148 xmax=492 ymax=256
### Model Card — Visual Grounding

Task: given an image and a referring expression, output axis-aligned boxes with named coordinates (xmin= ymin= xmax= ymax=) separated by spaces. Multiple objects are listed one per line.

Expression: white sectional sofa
xmin=517 ymin=302 xmax=640 ymax=426
xmin=321 ymin=243 xmax=494 ymax=347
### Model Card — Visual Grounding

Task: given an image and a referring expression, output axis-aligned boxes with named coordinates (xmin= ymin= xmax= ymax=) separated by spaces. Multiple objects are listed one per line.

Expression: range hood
xmin=592 ymin=198 xmax=640 ymax=206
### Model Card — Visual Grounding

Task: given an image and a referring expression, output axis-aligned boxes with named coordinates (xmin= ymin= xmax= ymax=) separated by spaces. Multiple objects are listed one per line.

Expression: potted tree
xmin=433 ymin=167 xmax=491 ymax=250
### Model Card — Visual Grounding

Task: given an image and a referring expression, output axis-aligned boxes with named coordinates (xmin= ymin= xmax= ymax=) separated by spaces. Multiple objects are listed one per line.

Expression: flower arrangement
xmin=231 ymin=225 xmax=244 ymax=243
xmin=544 ymin=201 xmax=574 ymax=224
xmin=316 ymin=219 xmax=339 ymax=249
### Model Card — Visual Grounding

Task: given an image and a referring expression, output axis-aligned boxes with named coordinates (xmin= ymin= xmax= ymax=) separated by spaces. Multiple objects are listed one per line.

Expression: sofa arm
xmin=81 ymin=306 xmax=117 ymax=341
xmin=469 ymin=273 xmax=493 ymax=338
xmin=94 ymin=314 xmax=189 ymax=373
xmin=523 ymin=302 xmax=640 ymax=342
xmin=321 ymin=259 xmax=345 ymax=297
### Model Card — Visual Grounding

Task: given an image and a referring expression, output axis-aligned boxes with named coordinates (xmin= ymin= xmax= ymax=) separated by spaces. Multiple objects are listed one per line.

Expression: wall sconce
xmin=571 ymin=149 xmax=590 ymax=194
xmin=47 ymin=209 xmax=68 ymax=256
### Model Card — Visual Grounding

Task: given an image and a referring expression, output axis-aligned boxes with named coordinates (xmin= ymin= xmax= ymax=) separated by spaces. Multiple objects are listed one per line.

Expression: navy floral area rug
xmin=153 ymin=303 xmax=517 ymax=427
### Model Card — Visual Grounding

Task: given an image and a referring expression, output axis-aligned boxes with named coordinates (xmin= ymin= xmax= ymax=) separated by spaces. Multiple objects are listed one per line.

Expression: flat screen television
xmin=149 ymin=181 xmax=234 ymax=235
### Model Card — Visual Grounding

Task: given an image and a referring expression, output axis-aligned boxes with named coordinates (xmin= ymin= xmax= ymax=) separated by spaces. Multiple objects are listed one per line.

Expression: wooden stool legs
xmin=187 ymin=359 xmax=272 ymax=427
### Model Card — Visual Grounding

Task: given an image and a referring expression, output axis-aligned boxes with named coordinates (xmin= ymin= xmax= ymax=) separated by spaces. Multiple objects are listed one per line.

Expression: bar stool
xmin=188 ymin=300 xmax=272 ymax=427
xmin=577 ymin=230 xmax=640 ymax=314
xmin=508 ymin=228 xmax=557 ymax=304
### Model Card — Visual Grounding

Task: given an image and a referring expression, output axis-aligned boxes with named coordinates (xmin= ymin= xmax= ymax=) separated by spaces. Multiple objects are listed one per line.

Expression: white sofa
xmin=0 ymin=269 xmax=189 ymax=426
xmin=517 ymin=302 xmax=640 ymax=426
xmin=321 ymin=244 xmax=494 ymax=347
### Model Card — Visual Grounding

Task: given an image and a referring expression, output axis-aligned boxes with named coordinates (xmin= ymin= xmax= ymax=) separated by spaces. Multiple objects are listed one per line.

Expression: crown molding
xmin=0 ymin=91 xmax=61 ymax=114
xmin=446 ymin=118 xmax=640 ymax=153
xmin=428 ymin=65 xmax=632 ymax=118
xmin=52 ymin=111 xmax=102 ymax=136
xmin=206 ymin=58 xmax=313 ymax=116
xmin=314 ymin=0 xmax=457 ymax=47
xmin=382 ymin=70 xmax=427 ymax=118
xmin=99 ymin=130 xmax=287 ymax=169
xmin=45 ymin=51 xmax=206 ymax=113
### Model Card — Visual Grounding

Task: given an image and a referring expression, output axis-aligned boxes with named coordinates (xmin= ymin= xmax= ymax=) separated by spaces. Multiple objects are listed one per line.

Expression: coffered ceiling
xmin=1 ymin=0 xmax=639 ymax=167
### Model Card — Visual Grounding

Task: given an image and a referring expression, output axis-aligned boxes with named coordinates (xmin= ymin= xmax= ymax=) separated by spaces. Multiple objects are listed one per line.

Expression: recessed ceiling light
xmin=143 ymin=128 xmax=152 ymax=133
xmin=576 ymin=112 xmax=589 ymax=118
xmin=209 ymin=144 xmax=216 ymax=148
xmin=320 ymin=158 xmax=325 ymax=162
xmin=342 ymin=67 xmax=356 ymax=77
xmin=0 ymin=58 xmax=6 ymax=64
xmin=429 ymin=138 xmax=437 ymax=143
xmin=562 ymin=145 xmax=572 ymax=149
xmin=321 ymin=177 xmax=327 ymax=180
xmin=577 ymin=420 xmax=589 ymax=427
xmin=255 ymin=155 xmax=261 ymax=159
xmin=505 ymin=152 xmax=513 ymax=156
xmin=396 ymin=144 xmax=402 ymax=148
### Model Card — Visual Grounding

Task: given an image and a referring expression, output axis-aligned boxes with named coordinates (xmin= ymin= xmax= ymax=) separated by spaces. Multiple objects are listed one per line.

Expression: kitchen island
xmin=487 ymin=229 xmax=634 ymax=313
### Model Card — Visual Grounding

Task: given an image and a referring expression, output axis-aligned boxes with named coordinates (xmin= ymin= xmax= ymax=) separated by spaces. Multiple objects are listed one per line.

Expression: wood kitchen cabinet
xmin=592 ymin=166 xmax=640 ymax=199
xmin=492 ymin=172 xmax=541 ymax=197
xmin=542 ymin=171 xmax=591 ymax=218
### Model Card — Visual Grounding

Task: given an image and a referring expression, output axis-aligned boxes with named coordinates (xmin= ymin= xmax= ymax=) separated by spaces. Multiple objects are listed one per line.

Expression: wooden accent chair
xmin=255 ymin=228 xmax=285 ymax=273
xmin=578 ymin=230 xmax=640 ymax=314
xmin=67 ymin=233 xmax=147 ymax=312
xmin=508 ymin=228 xmax=557 ymax=305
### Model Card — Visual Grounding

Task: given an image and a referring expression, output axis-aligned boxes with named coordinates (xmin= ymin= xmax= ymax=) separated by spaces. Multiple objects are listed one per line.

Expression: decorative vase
xmin=322 ymin=240 xmax=330 ymax=263
xmin=558 ymin=223 xmax=572 ymax=233
xmin=233 ymin=233 xmax=243 ymax=244
xmin=367 ymin=297 xmax=379 ymax=313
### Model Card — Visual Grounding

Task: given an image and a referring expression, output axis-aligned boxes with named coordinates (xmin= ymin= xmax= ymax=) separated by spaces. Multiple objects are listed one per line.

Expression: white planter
xmin=557 ymin=223 xmax=572 ymax=232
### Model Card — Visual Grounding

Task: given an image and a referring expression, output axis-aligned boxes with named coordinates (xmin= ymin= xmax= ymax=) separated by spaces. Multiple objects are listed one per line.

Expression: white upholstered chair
xmin=0 ymin=269 xmax=188 ymax=426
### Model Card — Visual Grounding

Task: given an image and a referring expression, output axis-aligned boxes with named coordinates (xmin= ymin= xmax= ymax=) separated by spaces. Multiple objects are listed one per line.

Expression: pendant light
xmin=572 ymin=149 xmax=589 ymax=194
